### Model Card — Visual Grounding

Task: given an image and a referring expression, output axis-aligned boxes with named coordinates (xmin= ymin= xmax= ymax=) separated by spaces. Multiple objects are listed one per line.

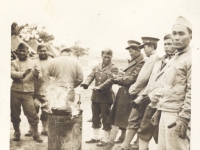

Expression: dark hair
xmin=164 ymin=34 xmax=172 ymax=40
xmin=37 ymin=44 xmax=48 ymax=51
xmin=17 ymin=43 xmax=28 ymax=50
xmin=146 ymin=43 xmax=157 ymax=50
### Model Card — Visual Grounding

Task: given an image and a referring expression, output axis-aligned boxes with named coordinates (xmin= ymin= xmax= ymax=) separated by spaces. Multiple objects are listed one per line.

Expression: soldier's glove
xmin=168 ymin=116 xmax=189 ymax=139
xmin=80 ymin=84 xmax=88 ymax=89
xmin=151 ymin=110 xmax=162 ymax=126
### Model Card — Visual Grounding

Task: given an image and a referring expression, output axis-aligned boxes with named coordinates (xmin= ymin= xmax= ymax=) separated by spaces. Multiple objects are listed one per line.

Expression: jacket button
xmin=99 ymin=77 xmax=101 ymax=79
xmin=99 ymin=82 xmax=101 ymax=84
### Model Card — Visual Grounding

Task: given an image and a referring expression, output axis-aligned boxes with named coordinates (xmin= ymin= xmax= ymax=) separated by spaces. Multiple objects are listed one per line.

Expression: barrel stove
xmin=48 ymin=108 xmax=82 ymax=150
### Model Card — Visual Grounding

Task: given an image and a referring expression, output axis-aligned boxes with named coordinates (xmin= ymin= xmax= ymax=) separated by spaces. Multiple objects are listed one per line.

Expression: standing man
xmin=134 ymin=34 xmax=175 ymax=150
xmin=25 ymin=44 xmax=52 ymax=136
xmin=156 ymin=16 xmax=192 ymax=150
xmin=11 ymin=43 xmax=43 ymax=143
xmin=97 ymin=40 xmax=145 ymax=149
xmin=116 ymin=37 xmax=160 ymax=150
xmin=48 ymin=47 xmax=83 ymax=105
xmin=81 ymin=49 xmax=118 ymax=146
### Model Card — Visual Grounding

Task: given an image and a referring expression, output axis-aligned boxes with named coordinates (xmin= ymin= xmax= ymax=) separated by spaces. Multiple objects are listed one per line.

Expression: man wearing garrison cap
xmin=116 ymin=37 xmax=160 ymax=150
xmin=11 ymin=43 xmax=43 ymax=143
xmin=154 ymin=16 xmax=192 ymax=150
xmin=81 ymin=49 xmax=119 ymax=146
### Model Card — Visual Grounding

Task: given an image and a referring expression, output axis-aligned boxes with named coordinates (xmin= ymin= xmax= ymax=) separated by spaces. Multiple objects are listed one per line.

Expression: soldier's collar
xmin=175 ymin=46 xmax=191 ymax=56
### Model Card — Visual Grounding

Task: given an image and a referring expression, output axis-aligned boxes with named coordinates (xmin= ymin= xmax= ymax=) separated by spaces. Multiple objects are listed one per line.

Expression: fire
xmin=46 ymin=77 xmax=81 ymax=117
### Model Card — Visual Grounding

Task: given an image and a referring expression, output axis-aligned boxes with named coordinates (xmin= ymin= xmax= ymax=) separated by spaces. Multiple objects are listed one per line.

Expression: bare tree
xmin=71 ymin=41 xmax=89 ymax=59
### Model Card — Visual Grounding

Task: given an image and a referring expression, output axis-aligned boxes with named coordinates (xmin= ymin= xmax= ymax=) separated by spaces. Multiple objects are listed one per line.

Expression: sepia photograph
xmin=0 ymin=0 xmax=200 ymax=149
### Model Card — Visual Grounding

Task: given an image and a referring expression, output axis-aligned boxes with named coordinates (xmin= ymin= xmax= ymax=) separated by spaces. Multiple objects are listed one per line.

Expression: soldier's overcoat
xmin=105 ymin=54 xmax=145 ymax=128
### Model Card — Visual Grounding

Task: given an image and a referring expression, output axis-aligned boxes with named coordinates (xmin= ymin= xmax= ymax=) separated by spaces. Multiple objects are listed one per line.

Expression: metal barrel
xmin=48 ymin=113 xmax=82 ymax=150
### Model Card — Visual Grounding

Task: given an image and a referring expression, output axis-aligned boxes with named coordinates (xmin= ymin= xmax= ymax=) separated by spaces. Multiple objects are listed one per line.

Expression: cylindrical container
xmin=48 ymin=110 xmax=82 ymax=150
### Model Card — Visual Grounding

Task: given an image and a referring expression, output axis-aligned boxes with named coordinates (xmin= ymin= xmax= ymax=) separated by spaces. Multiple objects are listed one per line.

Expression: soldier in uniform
xmin=25 ymin=44 xmax=52 ymax=136
xmin=81 ymin=49 xmax=119 ymax=146
xmin=134 ymin=34 xmax=175 ymax=150
xmin=116 ymin=37 xmax=160 ymax=150
xmin=156 ymin=16 xmax=192 ymax=150
xmin=11 ymin=43 xmax=43 ymax=143
xmin=96 ymin=40 xmax=145 ymax=149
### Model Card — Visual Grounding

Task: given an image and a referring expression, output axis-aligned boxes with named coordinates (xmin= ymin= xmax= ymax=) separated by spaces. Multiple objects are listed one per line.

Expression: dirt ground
xmin=10 ymin=66 xmax=157 ymax=150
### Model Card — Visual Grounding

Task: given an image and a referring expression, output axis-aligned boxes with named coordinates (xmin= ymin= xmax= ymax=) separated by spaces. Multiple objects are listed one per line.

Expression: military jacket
xmin=84 ymin=62 xmax=118 ymax=104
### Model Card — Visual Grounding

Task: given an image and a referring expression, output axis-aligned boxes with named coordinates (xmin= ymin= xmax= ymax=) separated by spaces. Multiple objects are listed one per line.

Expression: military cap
xmin=173 ymin=16 xmax=192 ymax=31
xmin=60 ymin=46 xmax=72 ymax=53
xmin=101 ymin=48 xmax=113 ymax=57
xmin=140 ymin=37 xmax=160 ymax=49
xmin=164 ymin=34 xmax=172 ymax=40
xmin=17 ymin=43 xmax=28 ymax=50
xmin=125 ymin=40 xmax=141 ymax=50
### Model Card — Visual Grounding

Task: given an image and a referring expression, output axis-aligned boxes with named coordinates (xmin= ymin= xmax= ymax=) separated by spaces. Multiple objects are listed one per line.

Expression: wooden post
xmin=48 ymin=114 xmax=82 ymax=150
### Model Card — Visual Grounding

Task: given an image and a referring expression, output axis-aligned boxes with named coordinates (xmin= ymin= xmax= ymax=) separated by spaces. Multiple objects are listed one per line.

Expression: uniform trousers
xmin=157 ymin=111 xmax=190 ymax=150
xmin=127 ymin=99 xmax=150 ymax=130
xmin=92 ymin=102 xmax=111 ymax=131
xmin=11 ymin=90 xmax=39 ymax=126
xmin=137 ymin=105 xmax=158 ymax=143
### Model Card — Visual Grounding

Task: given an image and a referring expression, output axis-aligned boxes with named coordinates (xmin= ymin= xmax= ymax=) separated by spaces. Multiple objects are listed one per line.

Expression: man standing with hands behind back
xmin=11 ymin=43 xmax=43 ymax=143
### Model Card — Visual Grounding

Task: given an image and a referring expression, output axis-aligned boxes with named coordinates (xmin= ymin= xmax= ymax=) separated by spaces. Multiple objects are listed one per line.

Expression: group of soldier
xmin=11 ymin=43 xmax=83 ymax=143
xmin=11 ymin=15 xmax=191 ymax=150
xmin=81 ymin=16 xmax=191 ymax=150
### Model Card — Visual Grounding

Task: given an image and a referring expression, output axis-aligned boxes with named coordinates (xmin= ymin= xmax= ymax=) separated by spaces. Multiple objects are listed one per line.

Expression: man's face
xmin=164 ymin=39 xmax=175 ymax=54
xmin=17 ymin=48 xmax=29 ymax=59
xmin=172 ymin=25 xmax=192 ymax=50
xmin=38 ymin=47 xmax=48 ymax=60
xmin=102 ymin=55 xmax=112 ymax=66
xmin=143 ymin=44 xmax=154 ymax=56
xmin=128 ymin=48 xmax=138 ymax=59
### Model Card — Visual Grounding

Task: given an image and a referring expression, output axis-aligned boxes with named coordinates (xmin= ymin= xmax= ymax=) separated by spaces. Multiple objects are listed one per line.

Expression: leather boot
xmin=13 ymin=123 xmax=21 ymax=141
xmin=32 ymin=124 xmax=43 ymax=143
xmin=25 ymin=123 xmax=33 ymax=136
xmin=41 ymin=121 xmax=48 ymax=136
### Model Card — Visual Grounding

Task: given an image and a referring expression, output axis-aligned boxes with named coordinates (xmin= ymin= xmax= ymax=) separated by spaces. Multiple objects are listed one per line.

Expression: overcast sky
xmin=11 ymin=0 xmax=200 ymax=58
